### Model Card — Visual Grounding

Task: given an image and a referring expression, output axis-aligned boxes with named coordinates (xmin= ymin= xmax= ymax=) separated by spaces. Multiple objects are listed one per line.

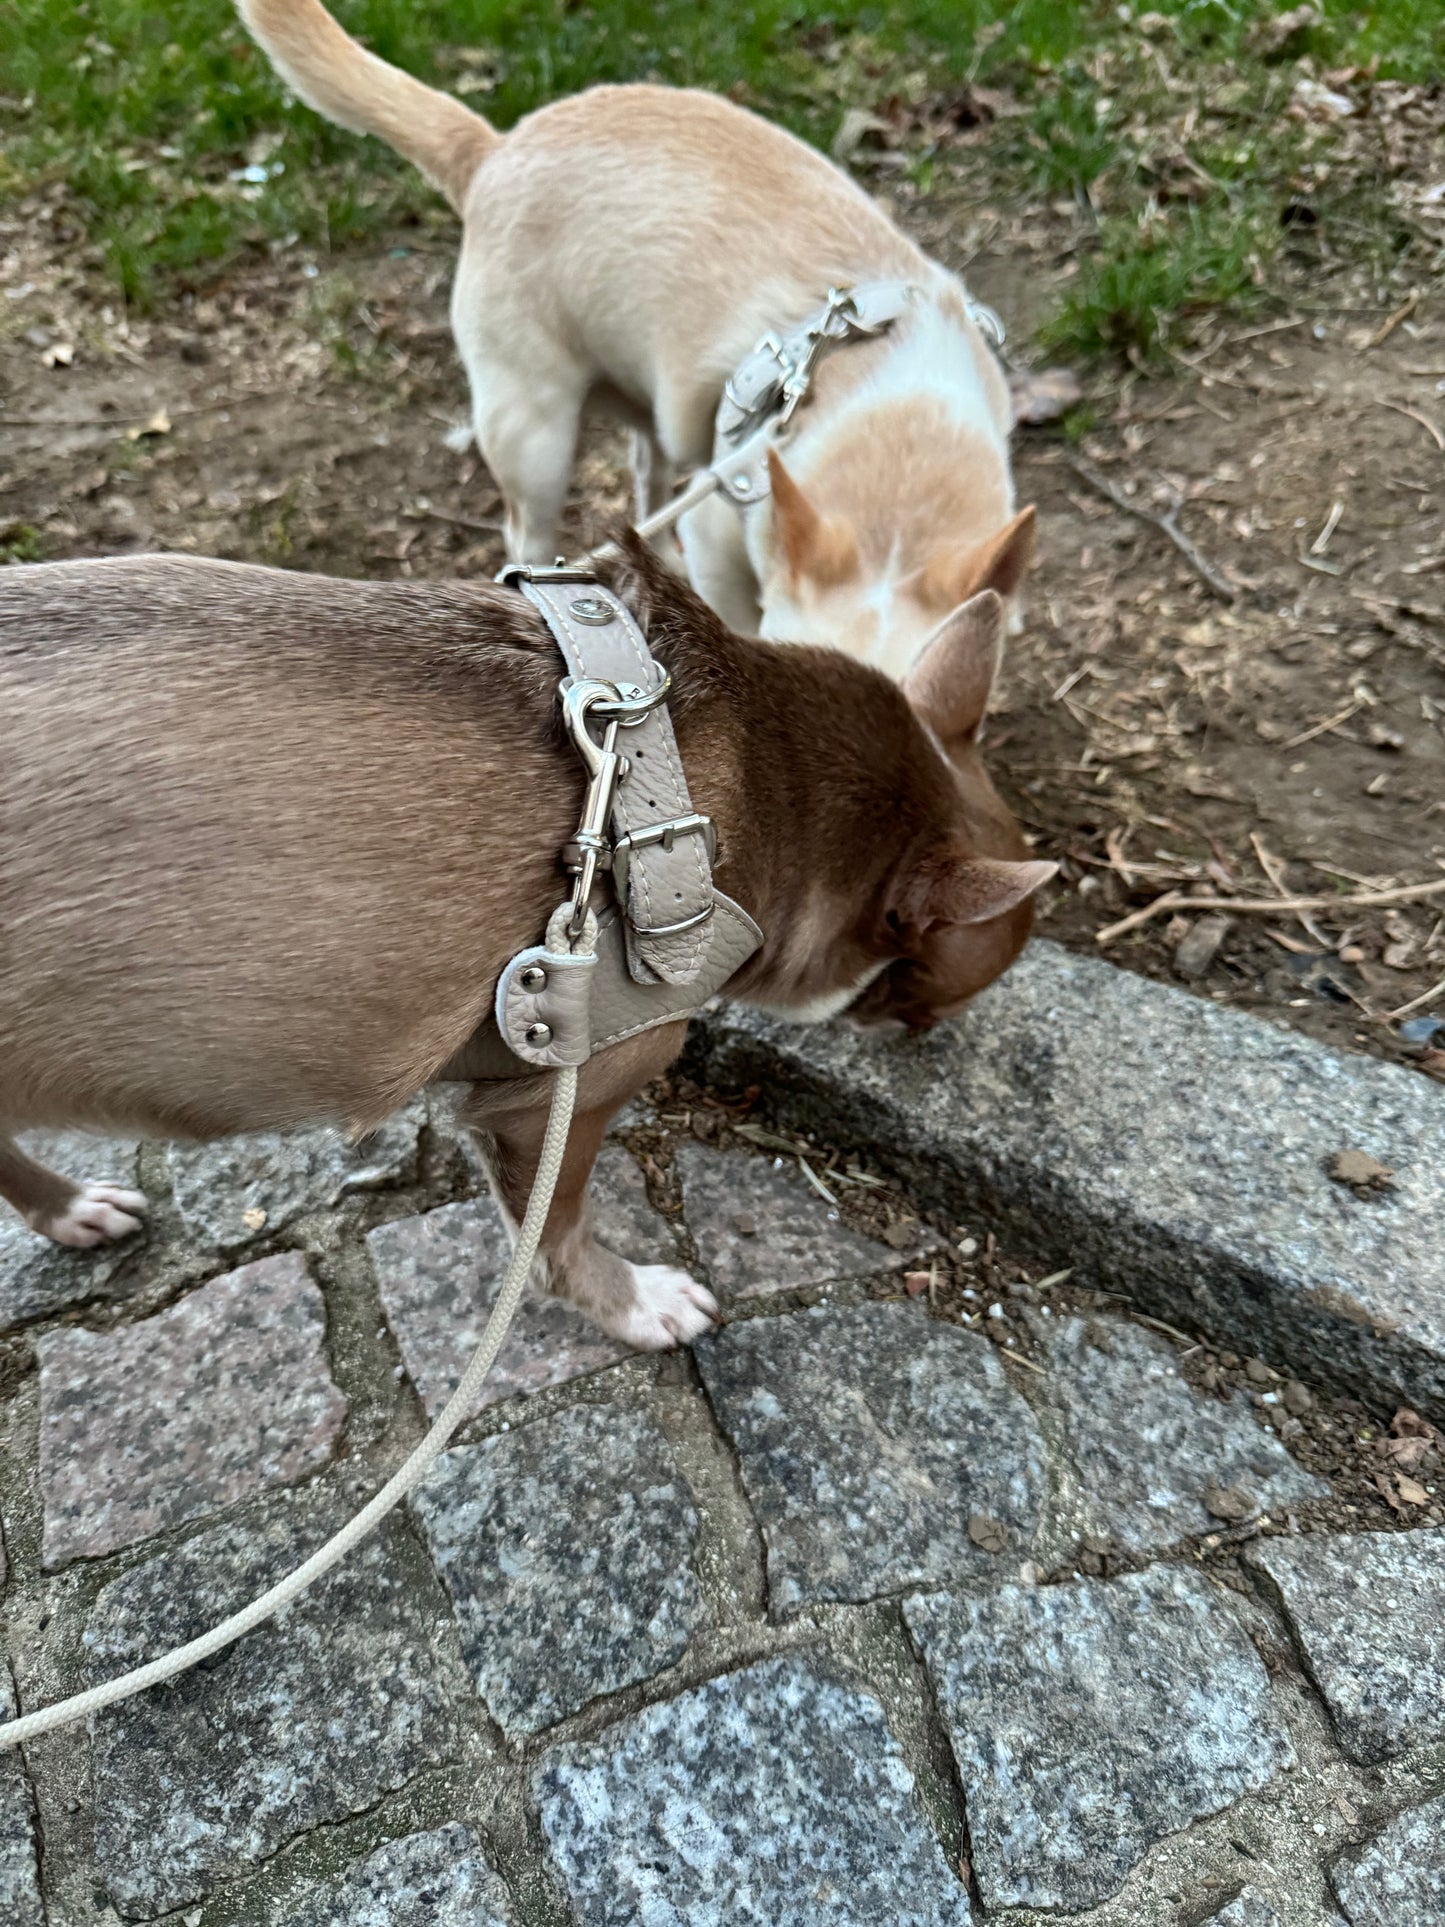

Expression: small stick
xmin=1251 ymin=832 xmax=1330 ymax=949
xmin=1096 ymin=878 xmax=1445 ymax=946
xmin=998 ymin=1345 xmax=1047 ymax=1377
xmin=1382 ymin=973 xmax=1445 ymax=1024
xmin=1378 ymin=399 xmax=1445 ymax=453
xmin=1280 ymin=699 xmax=1362 ymax=750
xmin=1068 ymin=458 xmax=1238 ymax=602
xmin=414 ymin=505 xmax=504 ymax=535
xmin=1368 ymin=291 xmax=1420 ymax=349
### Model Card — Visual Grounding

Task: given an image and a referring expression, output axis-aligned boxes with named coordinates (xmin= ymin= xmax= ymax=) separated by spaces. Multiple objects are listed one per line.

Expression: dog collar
xmin=438 ymin=566 xmax=763 ymax=1080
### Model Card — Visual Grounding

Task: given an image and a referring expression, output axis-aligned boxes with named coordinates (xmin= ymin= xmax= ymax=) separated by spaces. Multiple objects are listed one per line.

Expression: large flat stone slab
xmin=0 ymin=1671 xmax=44 ymax=1927
xmin=411 ymin=1404 xmax=704 ymax=1736
xmin=1045 ymin=1315 xmax=1326 ymax=1550
xmin=695 ymin=1301 xmax=1045 ymax=1615
xmin=85 ymin=1501 xmax=466 ymax=1918
xmin=691 ymin=942 xmax=1445 ymax=1416
xmin=534 ymin=1653 xmax=970 ymax=1925
xmin=0 ymin=1130 xmax=144 ymax=1331
xmin=1330 ymin=1793 xmax=1445 ymax=1926
xmin=368 ymin=1194 xmax=632 ymax=1421
xmin=675 ymin=1141 xmax=893 ymax=1302
xmin=905 ymin=1564 xmax=1294 ymax=1912
xmin=38 ymin=1252 xmax=347 ymax=1565
xmin=290 ymin=1824 xmax=515 ymax=1926
xmin=1248 ymin=1527 xmax=1445 ymax=1762
xmin=166 ymin=1102 xmax=421 ymax=1250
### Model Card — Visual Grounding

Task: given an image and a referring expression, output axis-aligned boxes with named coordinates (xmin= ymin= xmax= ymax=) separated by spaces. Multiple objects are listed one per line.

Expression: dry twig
xmin=1367 ymin=291 xmax=1421 ymax=348
xmin=1382 ymin=974 xmax=1445 ymax=1024
xmin=1068 ymin=458 xmax=1238 ymax=602
xmin=1096 ymin=878 xmax=1445 ymax=946
xmin=1378 ymin=400 xmax=1445 ymax=453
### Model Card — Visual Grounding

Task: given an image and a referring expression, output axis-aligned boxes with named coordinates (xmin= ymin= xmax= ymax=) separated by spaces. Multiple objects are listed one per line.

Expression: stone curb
xmin=687 ymin=941 xmax=1445 ymax=1419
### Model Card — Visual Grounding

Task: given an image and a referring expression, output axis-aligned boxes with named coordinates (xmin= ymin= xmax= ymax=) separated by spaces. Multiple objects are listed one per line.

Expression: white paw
xmin=41 ymin=1183 xmax=148 ymax=1249
xmin=619 ymin=1265 xmax=718 ymax=1351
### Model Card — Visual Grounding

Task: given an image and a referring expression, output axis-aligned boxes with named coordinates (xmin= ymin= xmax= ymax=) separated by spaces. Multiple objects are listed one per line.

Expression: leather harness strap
xmin=438 ymin=568 xmax=763 ymax=1081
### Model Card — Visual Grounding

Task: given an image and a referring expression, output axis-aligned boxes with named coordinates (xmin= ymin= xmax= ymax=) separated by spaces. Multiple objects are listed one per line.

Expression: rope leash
xmin=0 ymin=1060 xmax=580 ymax=1750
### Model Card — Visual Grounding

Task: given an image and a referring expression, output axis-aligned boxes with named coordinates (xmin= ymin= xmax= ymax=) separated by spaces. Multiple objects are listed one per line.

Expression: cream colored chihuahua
xmin=239 ymin=0 xmax=1034 ymax=679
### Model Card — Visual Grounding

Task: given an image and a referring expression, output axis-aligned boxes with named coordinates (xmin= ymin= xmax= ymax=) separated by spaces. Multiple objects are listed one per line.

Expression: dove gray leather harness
xmin=439 ymin=564 xmax=764 ymax=1082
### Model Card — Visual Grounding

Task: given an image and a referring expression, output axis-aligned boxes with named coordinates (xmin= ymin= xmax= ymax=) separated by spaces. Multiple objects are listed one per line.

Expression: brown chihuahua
xmin=0 ymin=541 xmax=1051 ymax=1347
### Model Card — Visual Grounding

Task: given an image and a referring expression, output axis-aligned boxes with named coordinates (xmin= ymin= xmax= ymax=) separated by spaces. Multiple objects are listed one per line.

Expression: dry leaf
xmin=1203 ymin=1481 xmax=1257 ymax=1522
xmin=241 ymin=1206 xmax=267 ymax=1231
xmin=904 ymin=1270 xmax=931 ymax=1297
xmin=126 ymin=407 xmax=171 ymax=442
xmin=968 ymin=1511 xmax=1008 ymax=1554
xmin=1328 ymin=1149 xmax=1394 ymax=1191
xmin=1396 ymin=1475 xmax=1429 ymax=1506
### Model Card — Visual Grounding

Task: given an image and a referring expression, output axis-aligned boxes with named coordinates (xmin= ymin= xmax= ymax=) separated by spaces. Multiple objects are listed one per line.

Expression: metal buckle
xmin=496 ymin=559 xmax=603 ymax=587
xmin=612 ymin=814 xmax=717 ymax=935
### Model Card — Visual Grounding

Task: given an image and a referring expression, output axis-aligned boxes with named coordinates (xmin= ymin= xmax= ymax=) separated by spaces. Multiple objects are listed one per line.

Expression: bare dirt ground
xmin=3 ymin=177 xmax=1443 ymax=1078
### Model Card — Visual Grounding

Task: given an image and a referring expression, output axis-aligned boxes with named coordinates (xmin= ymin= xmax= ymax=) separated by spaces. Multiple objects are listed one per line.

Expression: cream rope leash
xmin=0 ymin=1059 xmax=579 ymax=1751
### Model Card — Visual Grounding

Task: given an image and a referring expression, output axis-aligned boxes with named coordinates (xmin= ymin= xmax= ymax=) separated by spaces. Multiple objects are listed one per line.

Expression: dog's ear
xmin=902 ymin=589 xmax=1004 ymax=742
xmin=921 ymin=504 xmax=1036 ymax=609
xmin=767 ymin=449 xmax=859 ymax=586
xmin=890 ymin=846 xmax=1057 ymax=936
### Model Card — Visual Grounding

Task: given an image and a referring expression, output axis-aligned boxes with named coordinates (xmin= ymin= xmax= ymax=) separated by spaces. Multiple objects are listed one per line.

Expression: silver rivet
xmin=525 ymin=1022 xmax=552 ymax=1047
xmin=568 ymin=596 xmax=615 ymax=626
xmin=518 ymin=965 xmax=548 ymax=993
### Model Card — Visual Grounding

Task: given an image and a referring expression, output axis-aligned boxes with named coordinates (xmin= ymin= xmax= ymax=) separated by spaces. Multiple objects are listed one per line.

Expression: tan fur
xmin=0 ymin=544 xmax=1050 ymax=1345
xmin=235 ymin=0 xmax=1029 ymax=671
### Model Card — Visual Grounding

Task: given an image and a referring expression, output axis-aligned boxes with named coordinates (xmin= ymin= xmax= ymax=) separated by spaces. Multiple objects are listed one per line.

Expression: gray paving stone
xmin=1330 ymin=1793 xmax=1445 ymax=1926
xmin=0 ymin=1129 xmax=144 ymax=1330
xmin=289 ymin=1824 xmax=515 ymax=1927
xmin=412 ymin=1404 xmax=703 ymax=1736
xmin=368 ymin=1197 xmax=631 ymax=1421
xmin=675 ymin=1141 xmax=893 ymax=1302
xmin=0 ymin=1670 xmax=44 ymax=1927
xmin=1207 ymin=1894 xmax=1281 ymax=1926
xmin=535 ymin=1653 xmax=970 ymax=1926
xmin=85 ymin=1500 xmax=466 ymax=1918
xmin=905 ymin=1564 xmax=1294 ymax=1913
xmin=166 ymin=1101 xmax=421 ymax=1250
xmin=691 ymin=941 xmax=1445 ymax=1416
xmin=1045 ymin=1315 xmax=1326 ymax=1549
xmin=1249 ymin=1527 xmax=1445 ymax=1763
xmin=38 ymin=1252 xmax=347 ymax=1566
xmin=695 ymin=1300 xmax=1045 ymax=1615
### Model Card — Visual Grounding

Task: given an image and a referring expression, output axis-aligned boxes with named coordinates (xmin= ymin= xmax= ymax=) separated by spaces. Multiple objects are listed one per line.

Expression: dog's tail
xmin=238 ymin=0 xmax=497 ymax=215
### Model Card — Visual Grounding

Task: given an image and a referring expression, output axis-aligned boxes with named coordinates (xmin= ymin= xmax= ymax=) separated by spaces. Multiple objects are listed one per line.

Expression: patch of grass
xmin=1 ymin=0 xmax=1438 ymax=338
xmin=0 ymin=524 xmax=47 ymax=565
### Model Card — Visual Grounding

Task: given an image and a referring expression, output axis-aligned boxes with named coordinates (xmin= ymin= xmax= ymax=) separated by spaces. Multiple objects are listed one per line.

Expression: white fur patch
xmin=758 ymin=957 xmax=891 ymax=1026
xmin=619 ymin=1264 xmax=718 ymax=1350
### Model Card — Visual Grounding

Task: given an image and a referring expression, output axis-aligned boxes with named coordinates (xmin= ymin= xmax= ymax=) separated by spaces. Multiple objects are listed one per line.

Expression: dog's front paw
xmin=37 ymin=1182 xmax=148 ymax=1248
xmin=619 ymin=1264 xmax=718 ymax=1351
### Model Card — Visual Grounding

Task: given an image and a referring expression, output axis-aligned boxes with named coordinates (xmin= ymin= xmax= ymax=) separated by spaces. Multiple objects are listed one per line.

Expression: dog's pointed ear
xmin=921 ymin=505 xmax=1036 ymax=610
xmin=892 ymin=849 xmax=1057 ymax=935
xmin=903 ymin=589 xmax=1004 ymax=741
xmin=767 ymin=448 xmax=859 ymax=586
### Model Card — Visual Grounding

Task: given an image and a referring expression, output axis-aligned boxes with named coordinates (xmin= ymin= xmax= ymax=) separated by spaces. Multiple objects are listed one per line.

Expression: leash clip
xmin=559 ymin=672 xmax=673 ymax=937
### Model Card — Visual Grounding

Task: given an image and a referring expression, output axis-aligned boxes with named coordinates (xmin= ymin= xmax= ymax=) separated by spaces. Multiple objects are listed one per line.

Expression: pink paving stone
xmin=366 ymin=1144 xmax=674 ymax=1419
xmin=38 ymin=1253 xmax=348 ymax=1567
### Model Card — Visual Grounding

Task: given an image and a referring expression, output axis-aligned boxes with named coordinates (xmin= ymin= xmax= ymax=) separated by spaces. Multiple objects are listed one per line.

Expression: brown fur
xmin=0 ymin=541 xmax=1047 ymax=1342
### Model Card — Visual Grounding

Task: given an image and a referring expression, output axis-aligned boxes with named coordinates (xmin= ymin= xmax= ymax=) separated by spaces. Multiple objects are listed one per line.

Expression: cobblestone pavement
xmin=0 ymin=1090 xmax=1441 ymax=1925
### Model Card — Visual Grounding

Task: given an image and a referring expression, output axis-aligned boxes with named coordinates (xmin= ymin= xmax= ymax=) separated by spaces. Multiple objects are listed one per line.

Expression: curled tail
xmin=238 ymin=0 xmax=497 ymax=214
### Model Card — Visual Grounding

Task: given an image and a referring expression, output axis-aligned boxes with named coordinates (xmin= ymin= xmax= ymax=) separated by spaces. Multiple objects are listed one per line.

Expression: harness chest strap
xmin=442 ymin=571 xmax=763 ymax=1079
